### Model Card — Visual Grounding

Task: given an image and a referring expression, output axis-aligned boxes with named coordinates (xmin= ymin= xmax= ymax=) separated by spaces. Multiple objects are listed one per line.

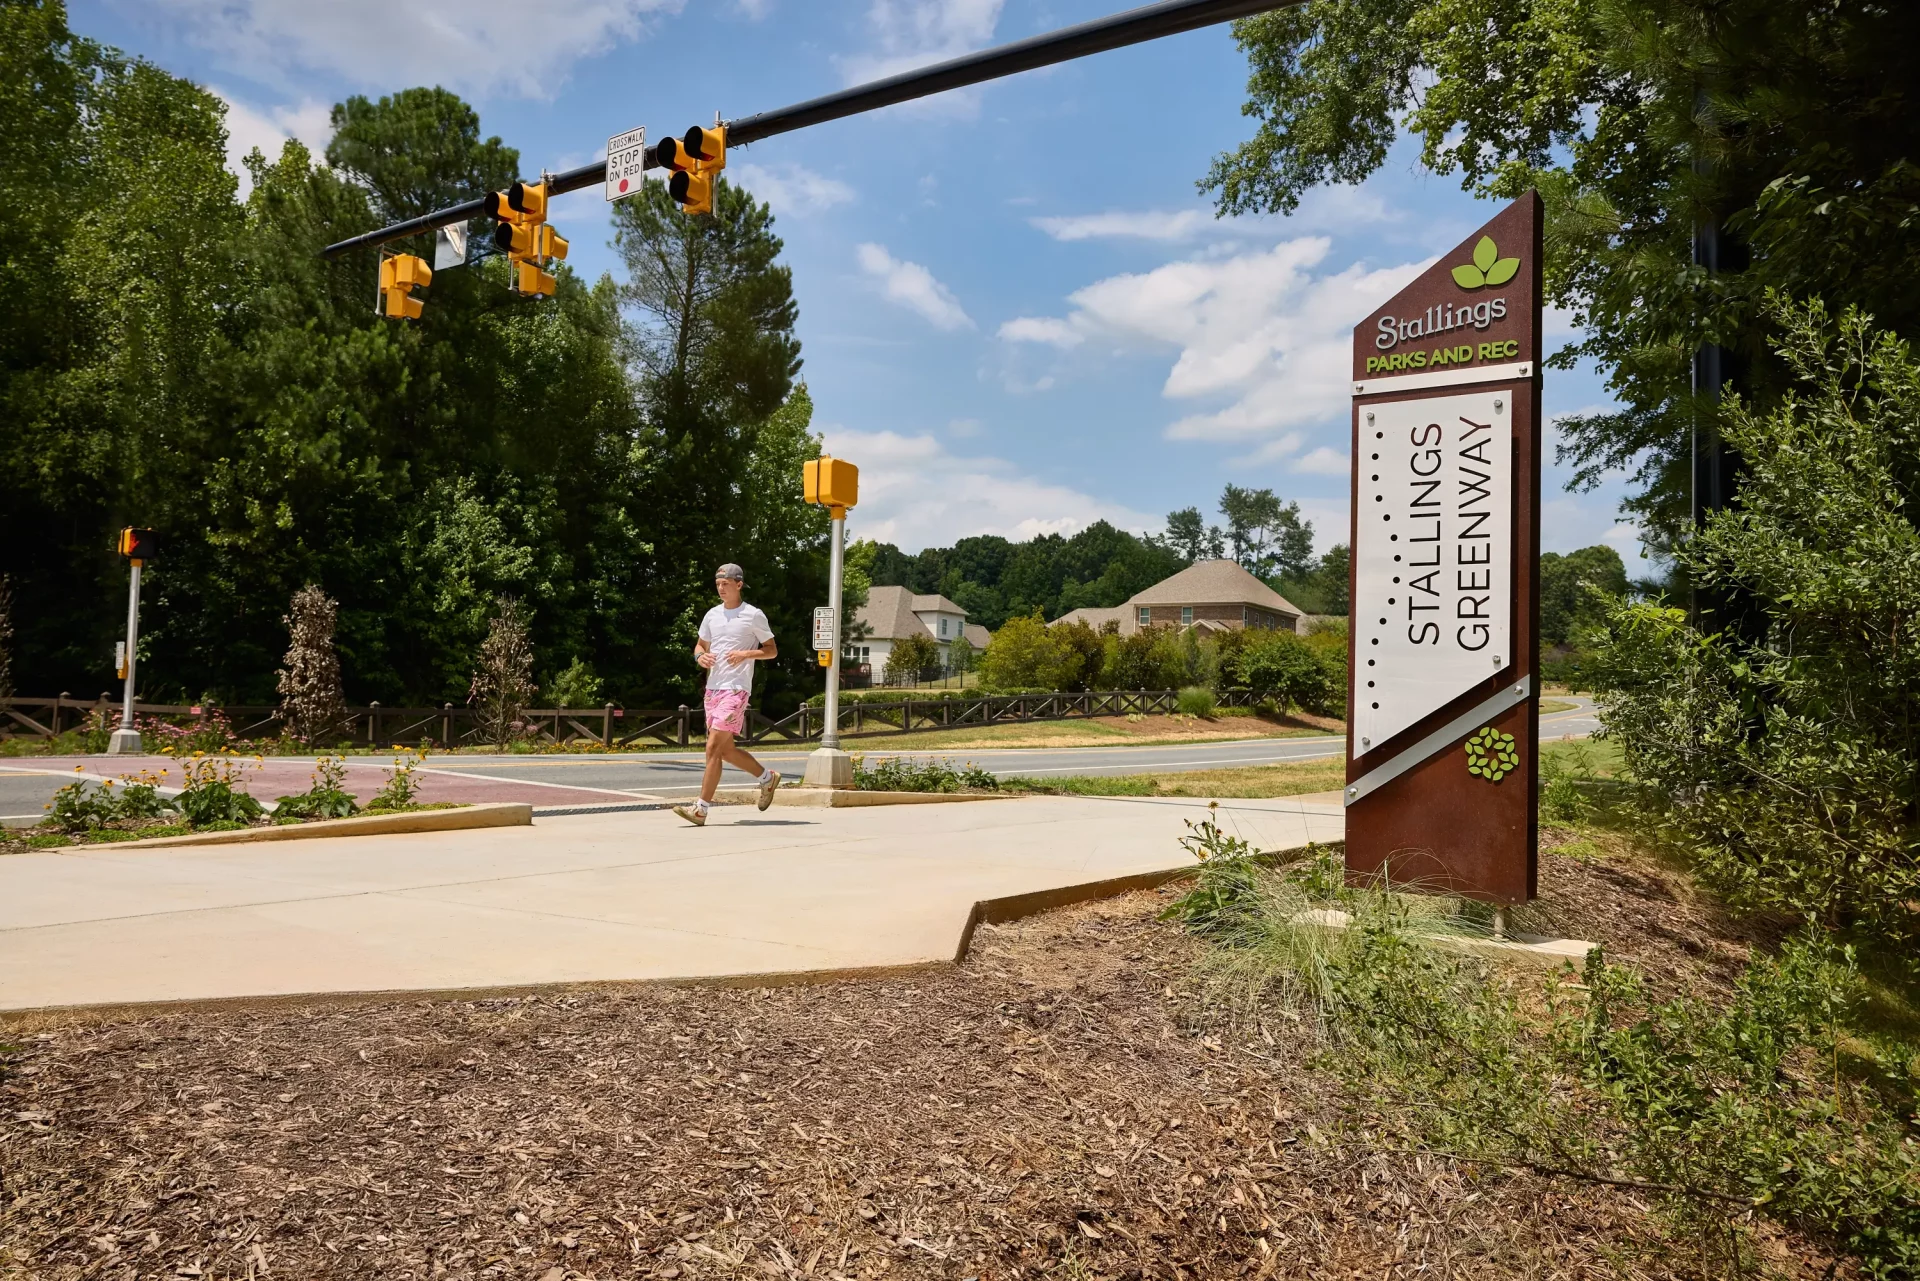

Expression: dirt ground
xmin=1 ymin=841 xmax=1827 ymax=1280
xmin=847 ymin=710 xmax=1342 ymax=753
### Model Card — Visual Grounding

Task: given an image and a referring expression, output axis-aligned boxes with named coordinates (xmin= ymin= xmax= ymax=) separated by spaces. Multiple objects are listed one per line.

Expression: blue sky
xmin=76 ymin=0 xmax=1643 ymax=570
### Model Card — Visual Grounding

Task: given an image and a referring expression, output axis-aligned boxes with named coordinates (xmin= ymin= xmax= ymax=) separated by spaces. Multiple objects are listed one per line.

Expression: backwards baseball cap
xmin=715 ymin=563 xmax=745 ymax=581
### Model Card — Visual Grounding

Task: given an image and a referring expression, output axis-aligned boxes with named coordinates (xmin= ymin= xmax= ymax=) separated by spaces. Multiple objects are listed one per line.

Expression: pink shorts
xmin=703 ymin=688 xmax=750 ymax=735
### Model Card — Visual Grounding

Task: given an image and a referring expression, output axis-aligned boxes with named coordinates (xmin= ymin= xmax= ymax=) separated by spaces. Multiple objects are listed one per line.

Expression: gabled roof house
xmin=1051 ymin=559 xmax=1304 ymax=636
xmin=846 ymin=586 xmax=991 ymax=680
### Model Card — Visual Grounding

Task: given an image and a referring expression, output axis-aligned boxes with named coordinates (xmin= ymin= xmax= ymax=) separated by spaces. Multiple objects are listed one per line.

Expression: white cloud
xmin=996 ymin=316 xmax=1082 ymax=348
xmin=835 ymin=0 xmax=1003 ymax=115
xmin=737 ymin=0 xmax=774 ymax=16
xmin=1031 ymin=210 xmax=1212 ymax=242
xmin=817 ymin=428 xmax=1155 ymax=550
xmin=856 ymin=243 xmax=973 ymax=331
xmin=1001 ymin=237 xmax=1429 ymax=444
xmin=730 ymin=163 xmax=855 ymax=216
xmin=1292 ymin=446 xmax=1350 ymax=476
xmin=213 ymin=89 xmax=333 ymax=196
xmin=147 ymin=0 xmax=683 ymax=97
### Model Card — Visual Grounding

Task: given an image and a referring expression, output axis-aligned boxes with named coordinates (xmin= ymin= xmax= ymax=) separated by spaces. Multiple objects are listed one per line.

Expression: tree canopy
xmin=0 ymin=3 xmax=826 ymax=713
xmin=1207 ymin=0 xmax=1920 ymax=555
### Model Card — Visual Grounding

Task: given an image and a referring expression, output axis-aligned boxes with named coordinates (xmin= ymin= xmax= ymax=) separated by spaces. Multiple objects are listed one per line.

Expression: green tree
xmin=1219 ymin=485 xmax=1314 ymax=577
xmin=882 ymin=631 xmax=940 ymax=685
xmin=325 ymin=87 xmax=518 ymax=222
xmin=1540 ymin=544 xmax=1628 ymax=646
xmin=1594 ymin=298 xmax=1920 ymax=937
xmin=981 ymin=613 xmax=1083 ymax=691
xmin=1206 ymin=0 xmax=1920 ymax=556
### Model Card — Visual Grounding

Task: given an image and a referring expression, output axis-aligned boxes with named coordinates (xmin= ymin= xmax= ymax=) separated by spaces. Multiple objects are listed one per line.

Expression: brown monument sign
xmin=1344 ymin=192 xmax=1543 ymax=903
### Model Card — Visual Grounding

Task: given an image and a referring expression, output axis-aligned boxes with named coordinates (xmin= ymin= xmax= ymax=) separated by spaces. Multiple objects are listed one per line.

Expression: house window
xmin=1138 ymin=606 xmax=1151 ymax=627
xmin=1181 ymin=606 xmax=1193 ymax=626
xmin=938 ymin=618 xmax=948 ymax=637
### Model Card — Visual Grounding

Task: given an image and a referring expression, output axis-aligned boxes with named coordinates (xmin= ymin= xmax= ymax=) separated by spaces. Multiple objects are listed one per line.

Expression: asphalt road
xmin=1 ymin=698 xmax=1597 ymax=819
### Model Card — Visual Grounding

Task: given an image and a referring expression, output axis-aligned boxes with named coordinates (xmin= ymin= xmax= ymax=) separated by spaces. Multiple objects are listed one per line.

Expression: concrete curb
xmin=80 ymin=803 xmax=533 ymax=851
xmin=774 ymin=787 xmax=1012 ymax=808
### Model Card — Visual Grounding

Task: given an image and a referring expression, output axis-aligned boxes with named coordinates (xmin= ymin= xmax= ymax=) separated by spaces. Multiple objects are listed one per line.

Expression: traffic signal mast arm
xmin=319 ymin=0 xmax=1302 ymax=258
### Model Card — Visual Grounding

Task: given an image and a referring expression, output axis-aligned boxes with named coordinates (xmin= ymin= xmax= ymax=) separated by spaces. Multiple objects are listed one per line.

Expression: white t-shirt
xmin=698 ymin=603 xmax=775 ymax=692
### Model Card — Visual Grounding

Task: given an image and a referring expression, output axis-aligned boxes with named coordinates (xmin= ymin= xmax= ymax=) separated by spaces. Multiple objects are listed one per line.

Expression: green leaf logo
xmin=1463 ymin=726 xmax=1520 ymax=783
xmin=1452 ymin=235 xmax=1521 ymax=290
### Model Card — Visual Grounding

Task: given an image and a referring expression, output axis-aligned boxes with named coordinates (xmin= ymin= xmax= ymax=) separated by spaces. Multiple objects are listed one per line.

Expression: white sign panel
xmin=605 ymin=127 xmax=647 ymax=201
xmin=433 ymin=224 xmax=467 ymax=271
xmin=812 ymin=606 xmax=836 ymax=651
xmin=1352 ymin=388 xmax=1512 ymax=758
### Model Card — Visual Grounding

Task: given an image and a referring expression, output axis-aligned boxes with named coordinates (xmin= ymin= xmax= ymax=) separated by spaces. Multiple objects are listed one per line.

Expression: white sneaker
xmin=672 ymin=805 xmax=707 ymax=827
xmin=757 ymin=770 xmax=781 ymax=811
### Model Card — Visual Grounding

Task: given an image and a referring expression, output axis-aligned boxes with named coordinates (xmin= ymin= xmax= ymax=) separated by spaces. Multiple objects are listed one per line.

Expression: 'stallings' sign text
xmin=1344 ymin=194 xmax=1543 ymax=905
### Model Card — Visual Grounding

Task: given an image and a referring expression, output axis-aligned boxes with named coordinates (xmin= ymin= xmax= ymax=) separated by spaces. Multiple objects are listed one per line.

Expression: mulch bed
xmin=1 ymin=852 xmax=1834 ymax=1279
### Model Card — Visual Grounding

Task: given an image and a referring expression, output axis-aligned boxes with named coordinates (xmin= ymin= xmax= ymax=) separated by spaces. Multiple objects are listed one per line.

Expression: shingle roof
xmin=1125 ymin=559 xmax=1303 ymax=615
xmin=910 ymin=593 xmax=965 ymax=615
xmin=1049 ymin=606 xmax=1126 ymax=631
xmin=961 ymin=623 xmax=991 ymax=650
xmin=853 ymin=586 xmax=927 ymax=641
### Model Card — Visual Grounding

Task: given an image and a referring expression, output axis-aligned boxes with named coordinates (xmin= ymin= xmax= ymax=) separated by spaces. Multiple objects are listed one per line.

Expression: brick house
xmin=1050 ymin=559 xmax=1304 ymax=636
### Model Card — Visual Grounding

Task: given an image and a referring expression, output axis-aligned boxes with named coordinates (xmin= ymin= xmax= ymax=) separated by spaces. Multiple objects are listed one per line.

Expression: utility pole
xmin=802 ymin=457 xmax=859 ymax=788
xmin=107 ymin=528 xmax=156 ymax=755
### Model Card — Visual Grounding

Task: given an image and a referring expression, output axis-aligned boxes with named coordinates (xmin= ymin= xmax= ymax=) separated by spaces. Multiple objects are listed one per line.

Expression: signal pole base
xmin=802 ymin=747 xmax=853 ymax=789
xmin=105 ymin=727 xmax=144 ymax=756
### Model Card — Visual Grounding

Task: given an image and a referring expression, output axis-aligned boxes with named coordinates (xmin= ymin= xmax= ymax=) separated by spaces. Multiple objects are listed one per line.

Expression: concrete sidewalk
xmin=0 ymin=793 xmax=1342 ymax=1012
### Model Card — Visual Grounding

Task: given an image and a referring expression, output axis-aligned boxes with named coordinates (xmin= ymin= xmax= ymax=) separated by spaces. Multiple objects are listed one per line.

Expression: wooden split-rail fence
xmin=0 ymin=688 xmax=1266 ymax=751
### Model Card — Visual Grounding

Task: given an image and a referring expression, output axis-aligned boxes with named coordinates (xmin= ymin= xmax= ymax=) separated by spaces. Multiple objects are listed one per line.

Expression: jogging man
xmin=674 ymin=563 xmax=781 ymax=826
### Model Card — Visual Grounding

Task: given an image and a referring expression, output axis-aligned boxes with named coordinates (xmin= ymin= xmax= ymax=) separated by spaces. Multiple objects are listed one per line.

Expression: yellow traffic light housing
xmin=487 ymin=180 xmax=563 ymax=297
xmin=377 ymin=252 xmax=432 ymax=319
xmin=659 ymin=125 xmax=726 ymax=216
xmin=803 ymin=455 xmax=859 ymax=513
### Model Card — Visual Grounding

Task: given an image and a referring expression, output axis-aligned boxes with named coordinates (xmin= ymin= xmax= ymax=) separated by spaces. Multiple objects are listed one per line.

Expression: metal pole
xmin=804 ymin=510 xmax=854 ymax=787
xmin=319 ymin=0 xmax=1301 ymax=260
xmin=106 ymin=562 xmax=143 ymax=754
xmin=822 ymin=511 xmax=846 ymax=750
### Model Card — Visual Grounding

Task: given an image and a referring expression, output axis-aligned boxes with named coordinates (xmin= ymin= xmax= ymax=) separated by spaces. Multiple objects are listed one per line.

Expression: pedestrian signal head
xmin=802 ymin=455 xmax=859 ymax=511
xmin=378 ymin=253 xmax=432 ymax=319
xmin=116 ymin=527 xmax=159 ymax=562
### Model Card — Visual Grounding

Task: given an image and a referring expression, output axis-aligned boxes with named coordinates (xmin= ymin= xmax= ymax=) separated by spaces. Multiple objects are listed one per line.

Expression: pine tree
xmin=275 ymin=585 xmax=347 ymax=744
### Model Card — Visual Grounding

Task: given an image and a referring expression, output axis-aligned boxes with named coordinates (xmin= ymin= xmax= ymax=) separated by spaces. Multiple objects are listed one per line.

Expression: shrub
xmin=469 ymin=597 xmax=538 ymax=748
xmin=851 ymin=755 xmax=997 ymax=793
xmin=273 ymin=754 xmax=360 ymax=820
xmin=1175 ymin=685 xmax=1217 ymax=717
xmin=44 ymin=776 xmax=118 ymax=830
xmin=0 ymin=573 xmax=13 ymax=700
xmin=547 ymin=657 xmax=604 ymax=709
xmin=1593 ymin=298 xmax=1920 ymax=937
xmin=1159 ymin=805 xmax=1262 ymax=937
xmin=980 ymin=613 xmax=1082 ymax=691
xmin=275 ymin=584 xmax=347 ymax=744
xmin=1051 ymin=620 xmax=1106 ymax=692
xmin=175 ymin=753 xmax=265 ymax=826
xmin=1227 ymin=628 xmax=1327 ymax=710
xmin=882 ymin=631 xmax=941 ymax=685
xmin=142 ymin=708 xmax=243 ymax=756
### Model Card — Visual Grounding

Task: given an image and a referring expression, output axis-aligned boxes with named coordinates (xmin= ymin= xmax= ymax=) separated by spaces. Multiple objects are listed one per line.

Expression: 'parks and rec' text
xmin=1366 ymin=338 xmax=1520 ymax=375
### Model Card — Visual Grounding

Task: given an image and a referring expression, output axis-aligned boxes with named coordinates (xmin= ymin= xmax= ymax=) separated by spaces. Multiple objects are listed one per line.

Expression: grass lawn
xmin=834 ymin=711 xmax=1341 ymax=753
xmin=1003 ymin=755 xmax=1346 ymax=799
xmin=1538 ymin=697 xmax=1578 ymax=714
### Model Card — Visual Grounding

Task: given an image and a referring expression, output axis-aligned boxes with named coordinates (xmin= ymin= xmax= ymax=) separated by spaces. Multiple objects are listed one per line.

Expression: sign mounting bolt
xmin=1494 ymin=399 xmax=1504 ymax=412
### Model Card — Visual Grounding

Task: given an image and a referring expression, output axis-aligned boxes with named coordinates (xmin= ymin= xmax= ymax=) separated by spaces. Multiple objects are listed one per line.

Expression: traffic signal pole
xmin=107 ymin=559 xmax=143 ymax=756
xmin=320 ymin=0 xmax=1301 ymax=260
